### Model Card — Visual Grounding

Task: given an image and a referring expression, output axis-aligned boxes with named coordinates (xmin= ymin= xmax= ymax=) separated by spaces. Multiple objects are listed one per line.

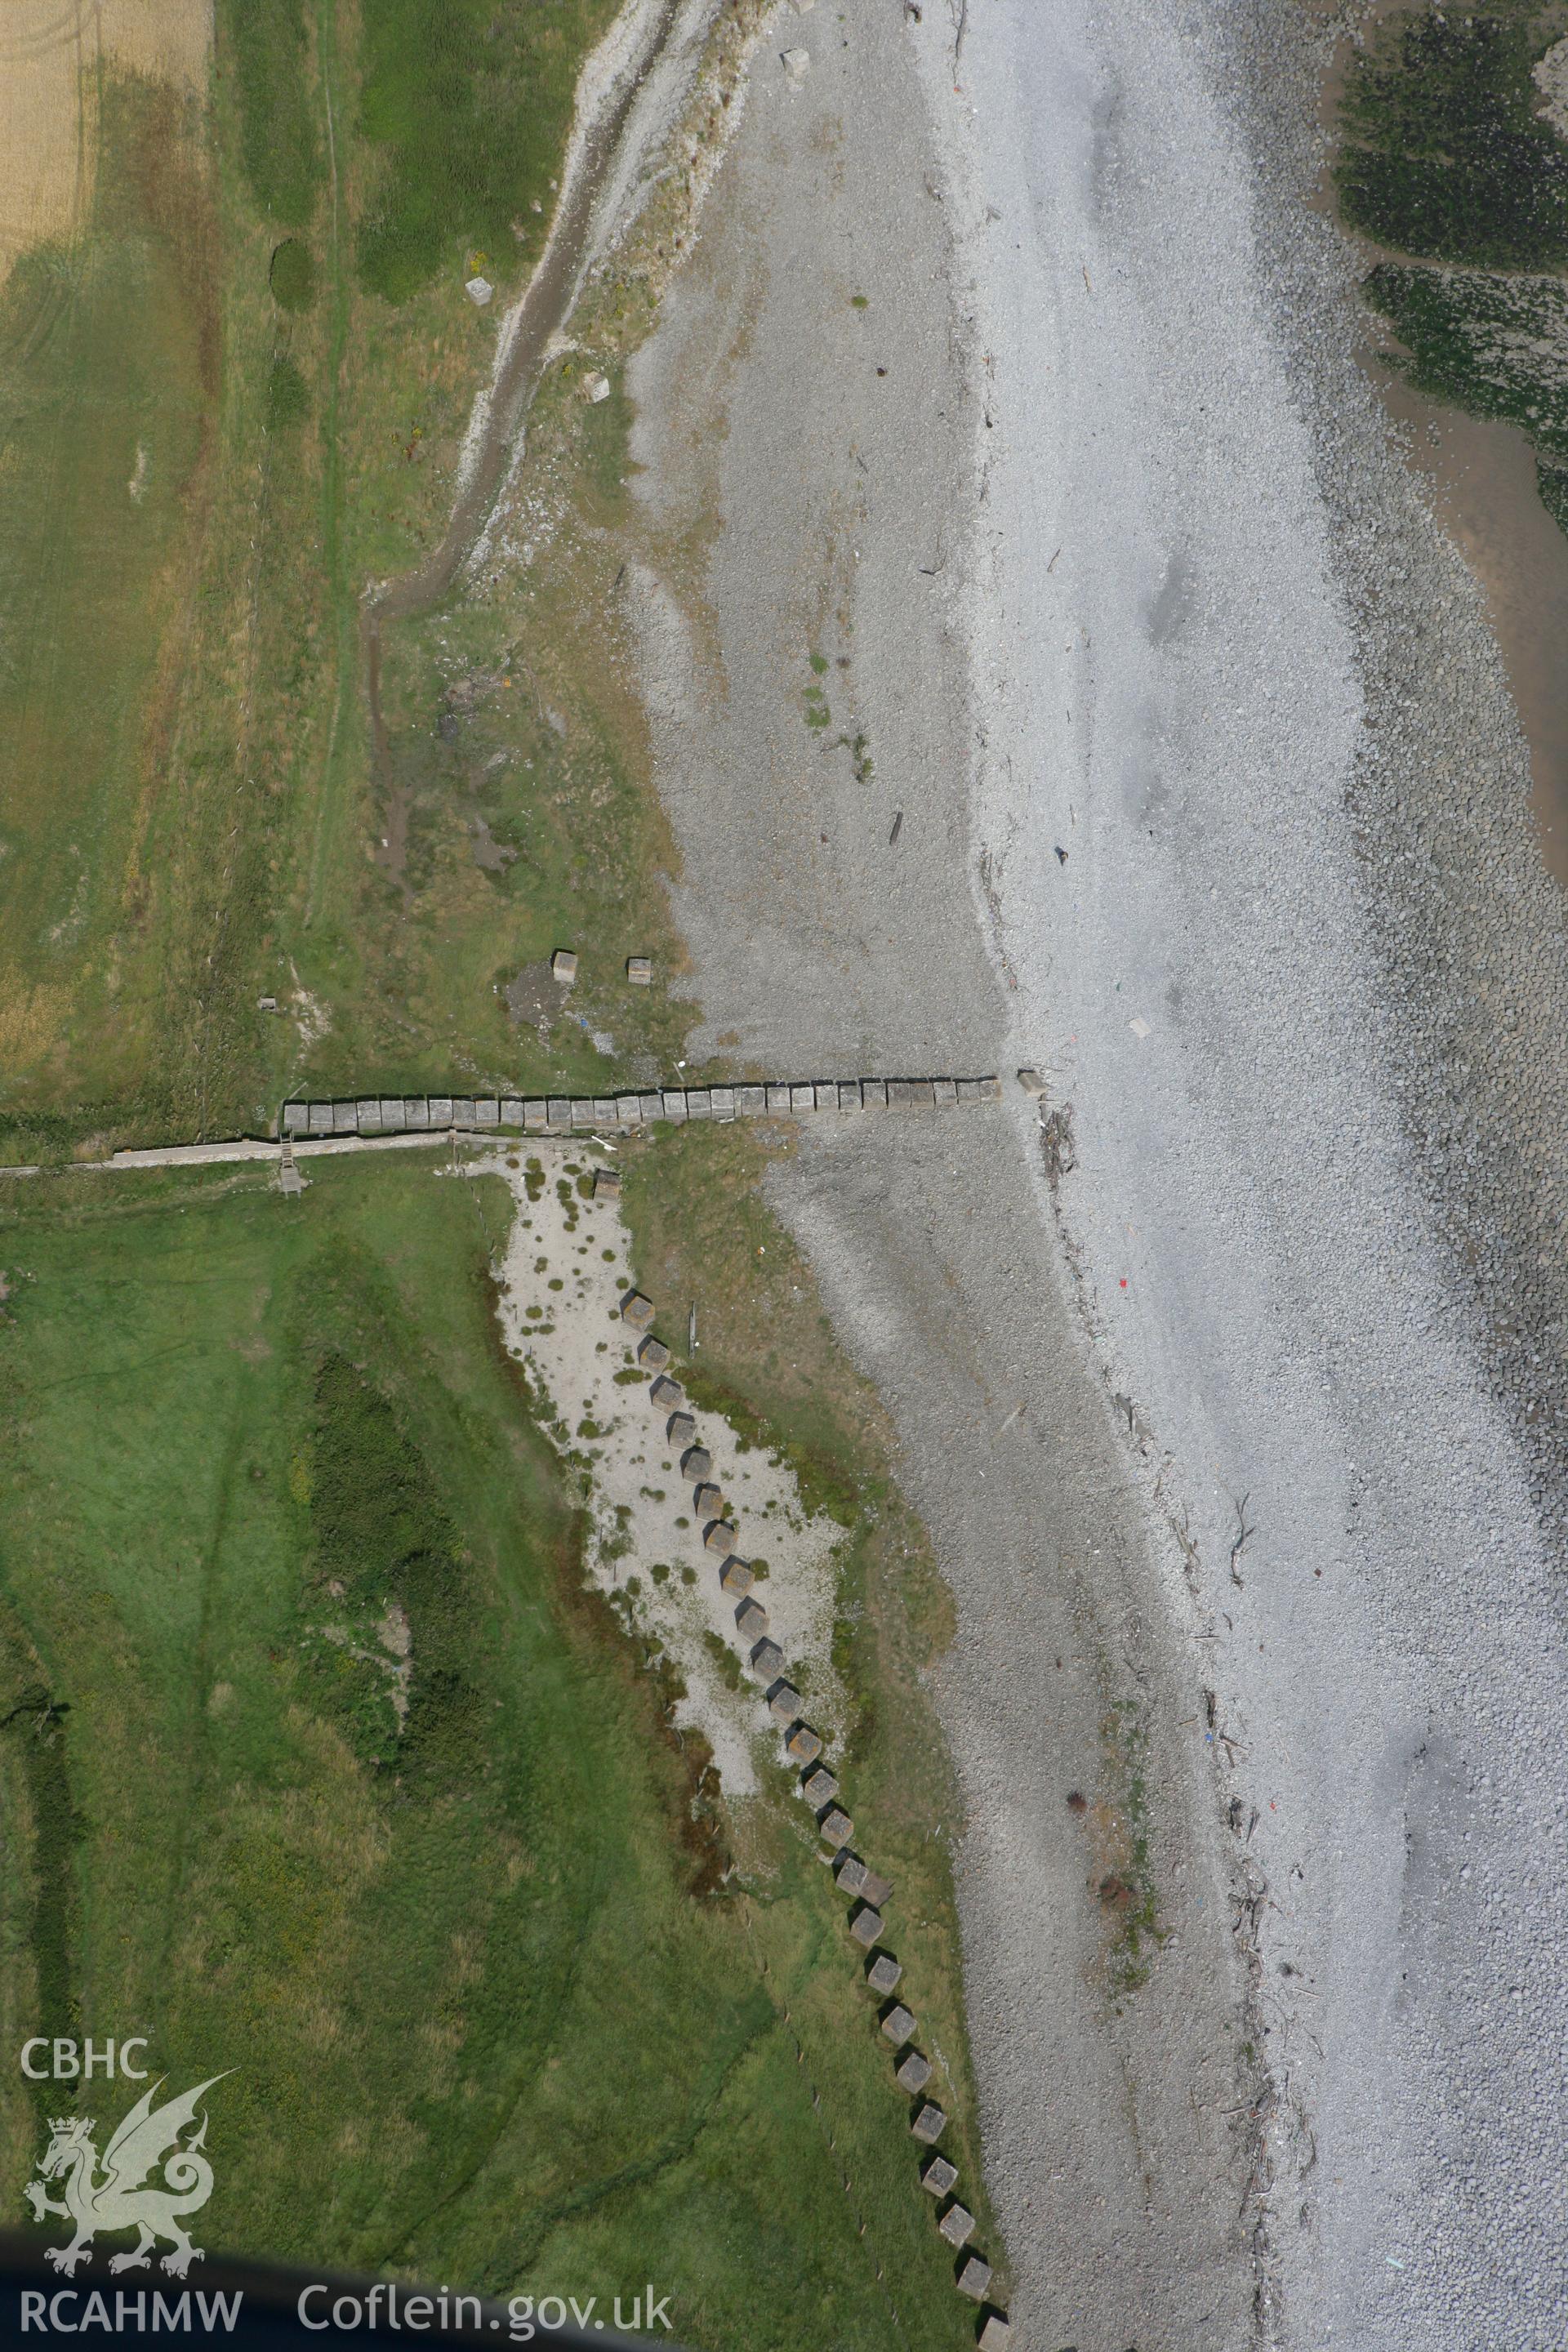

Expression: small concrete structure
xmin=681 ymin=1446 xmax=713 ymax=1482
xmin=866 ymin=1952 xmax=902 ymax=1993
xmin=956 ymin=2256 xmax=992 ymax=2302
xmin=835 ymin=1854 xmax=870 ymax=1898
xmin=705 ymin=1521 xmax=739 ymax=1555
xmin=789 ymin=1084 xmax=814 ymax=1114
xmin=430 ymin=1097 xmax=454 ymax=1125
xmin=802 ymin=1766 xmax=839 ymax=1808
xmin=736 ymin=1085 xmax=766 ymax=1115
xmin=932 ymin=1077 xmax=957 ymax=1106
xmin=639 ymin=1093 xmax=664 ymax=1122
xmin=649 ymin=1373 xmax=683 ymax=1408
xmin=750 ymin=1637 xmax=786 ymax=1681
xmin=638 ymin=1336 xmax=671 ymax=1371
xmin=687 ymin=1089 xmax=711 ymax=1119
xmin=666 ymin=1411 xmax=697 ymax=1447
xmin=710 ymin=1086 xmax=736 ymax=1120
xmin=735 ymin=1596 xmax=769 ymax=1641
xmin=766 ymin=1680 xmax=801 ymax=1724
xmin=862 ymin=1080 xmax=888 ymax=1107
xmin=765 ymin=1084 xmax=791 ymax=1111
xmin=621 ymin=1293 xmax=657 ymax=1330
xmin=1017 ymin=1067 xmax=1046 ymax=1098
xmin=784 ymin=1723 xmax=822 ymax=1764
xmin=862 ymin=1869 xmax=893 ymax=1909
xmin=627 ymin=956 xmax=653 ymax=985
xmin=500 ymin=1098 xmax=523 ymax=1126
xmin=661 ymin=1090 xmax=688 ymax=1123
xmin=465 ymin=274 xmax=493 ymax=305
xmin=887 ymin=1080 xmax=913 ymax=1108
xmin=849 ymin=1904 xmax=883 ymax=1948
xmin=524 ymin=1101 xmax=547 ymax=1131
xmin=920 ymin=2155 xmax=957 ymax=2198
xmin=956 ymin=1080 xmax=980 ymax=1105
xmin=547 ymin=1098 xmax=572 ymax=1132
xmin=452 ymin=1098 xmax=477 ymax=1125
xmin=897 ymin=2049 xmax=932 ymax=2094
xmin=693 ymin=1482 xmax=724 ymax=1518
xmin=881 ymin=2003 xmax=916 ymax=2045
xmin=938 ymin=2201 xmax=976 ymax=2250
xmin=591 ymin=1097 xmax=616 ymax=1126
xmin=719 ymin=1558 xmax=755 ymax=1597
xmin=617 ymin=1096 xmax=643 ymax=1126
xmin=837 ymin=1082 xmax=862 ymax=1111
xmin=817 ymin=1806 xmax=854 ymax=1849
xmin=978 ymin=2314 xmax=1012 ymax=2351
xmin=551 ymin=950 xmax=578 ymax=983
xmin=911 ymin=2101 xmax=947 ymax=2144
xmin=593 ymin=1170 xmax=621 ymax=1201
xmin=582 ymin=370 xmax=611 ymax=403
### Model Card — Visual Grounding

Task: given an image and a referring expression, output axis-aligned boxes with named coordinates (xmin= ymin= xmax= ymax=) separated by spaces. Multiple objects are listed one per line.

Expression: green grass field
xmin=0 ymin=1152 xmax=986 ymax=2341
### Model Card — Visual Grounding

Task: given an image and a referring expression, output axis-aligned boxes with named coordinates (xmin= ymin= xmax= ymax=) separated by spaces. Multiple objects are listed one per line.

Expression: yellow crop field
xmin=0 ymin=0 xmax=208 ymax=288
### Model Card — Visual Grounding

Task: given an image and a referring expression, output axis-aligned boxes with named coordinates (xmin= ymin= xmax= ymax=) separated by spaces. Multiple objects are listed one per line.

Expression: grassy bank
xmin=0 ymin=1152 xmax=979 ymax=2345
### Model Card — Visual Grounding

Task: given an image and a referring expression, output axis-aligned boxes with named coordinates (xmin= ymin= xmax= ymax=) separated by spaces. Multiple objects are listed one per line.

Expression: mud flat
xmin=908 ymin=0 xmax=1568 ymax=2345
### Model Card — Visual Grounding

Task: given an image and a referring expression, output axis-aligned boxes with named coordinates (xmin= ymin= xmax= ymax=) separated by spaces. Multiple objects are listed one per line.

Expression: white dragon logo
xmin=24 ymin=2074 xmax=230 ymax=2278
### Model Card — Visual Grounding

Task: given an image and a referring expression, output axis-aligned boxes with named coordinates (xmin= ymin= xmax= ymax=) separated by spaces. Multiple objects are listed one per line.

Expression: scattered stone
xmin=911 ymin=2102 xmax=947 ymax=2144
xmin=626 ymin=956 xmax=653 ymax=984
xmin=622 ymin=1293 xmax=657 ymax=1330
xmin=897 ymin=2048 xmax=932 ymax=2094
xmin=550 ymin=949 xmax=578 ymax=983
xmin=465 ymin=276 xmax=494 ymax=306
xmin=849 ymin=1904 xmax=883 ymax=1948
xmin=938 ymin=2202 xmax=976 ymax=2250
xmin=782 ymin=46 xmax=811 ymax=82
xmin=920 ymin=2154 xmax=957 ymax=2198
xmin=866 ymin=1951 xmax=903 ymax=1993
xmin=956 ymin=2256 xmax=992 ymax=2302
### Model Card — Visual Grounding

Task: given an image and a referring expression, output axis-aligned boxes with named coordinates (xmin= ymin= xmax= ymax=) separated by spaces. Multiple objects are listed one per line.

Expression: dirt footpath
xmin=626 ymin=8 xmax=1258 ymax=2342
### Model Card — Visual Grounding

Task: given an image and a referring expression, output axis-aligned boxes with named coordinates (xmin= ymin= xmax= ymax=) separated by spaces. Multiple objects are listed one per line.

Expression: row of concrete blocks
xmin=623 ymin=1287 xmax=1009 ymax=2347
xmin=280 ymin=1076 xmax=1003 ymax=1140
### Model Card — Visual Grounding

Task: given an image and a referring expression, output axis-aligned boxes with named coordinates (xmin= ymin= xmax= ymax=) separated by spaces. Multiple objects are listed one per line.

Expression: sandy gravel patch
xmin=475 ymin=1144 xmax=846 ymax=1795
